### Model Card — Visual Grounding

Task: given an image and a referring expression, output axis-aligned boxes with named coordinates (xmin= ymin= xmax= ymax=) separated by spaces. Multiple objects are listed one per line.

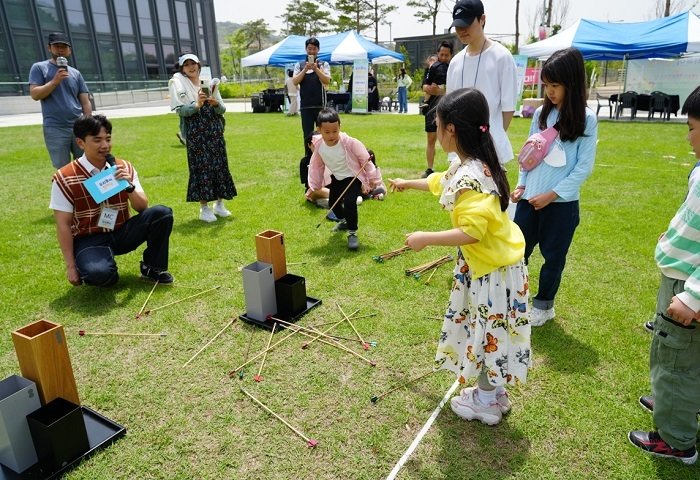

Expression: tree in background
xmin=406 ymin=0 xmax=442 ymax=36
xmin=221 ymin=29 xmax=248 ymax=80
xmin=280 ymin=0 xmax=333 ymax=36
xmin=239 ymin=19 xmax=272 ymax=52
xmin=653 ymin=0 xmax=698 ymax=17
xmin=333 ymin=0 xmax=396 ymax=42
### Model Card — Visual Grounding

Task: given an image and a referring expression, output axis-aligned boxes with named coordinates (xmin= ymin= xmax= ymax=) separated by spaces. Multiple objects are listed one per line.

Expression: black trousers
xmin=300 ymin=107 xmax=321 ymax=157
xmin=514 ymin=200 xmax=579 ymax=310
xmin=74 ymin=205 xmax=173 ymax=286
xmin=328 ymin=176 xmax=361 ymax=231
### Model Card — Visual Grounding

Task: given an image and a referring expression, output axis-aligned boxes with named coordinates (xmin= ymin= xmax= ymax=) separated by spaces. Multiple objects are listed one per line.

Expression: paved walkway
xmin=0 ymin=98 xmax=679 ymax=129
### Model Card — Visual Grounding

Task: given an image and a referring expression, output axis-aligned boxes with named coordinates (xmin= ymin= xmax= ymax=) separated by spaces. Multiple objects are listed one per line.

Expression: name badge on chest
xmin=97 ymin=207 xmax=118 ymax=230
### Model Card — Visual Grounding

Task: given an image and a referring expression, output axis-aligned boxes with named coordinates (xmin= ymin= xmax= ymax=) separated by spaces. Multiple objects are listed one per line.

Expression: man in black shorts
xmin=422 ymin=41 xmax=453 ymax=178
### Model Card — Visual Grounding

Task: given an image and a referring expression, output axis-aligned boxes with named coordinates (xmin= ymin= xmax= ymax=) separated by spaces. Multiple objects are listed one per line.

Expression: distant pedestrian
xmin=285 ymin=69 xmax=299 ymax=116
xmin=396 ymin=68 xmax=412 ymax=113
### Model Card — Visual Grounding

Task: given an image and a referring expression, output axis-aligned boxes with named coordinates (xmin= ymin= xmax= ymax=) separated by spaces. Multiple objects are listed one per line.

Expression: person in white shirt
xmin=285 ymin=69 xmax=299 ymax=116
xmin=446 ymin=0 xmax=518 ymax=165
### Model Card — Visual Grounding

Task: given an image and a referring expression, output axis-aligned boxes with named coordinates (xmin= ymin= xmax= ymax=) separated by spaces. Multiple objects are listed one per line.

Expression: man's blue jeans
xmin=73 ymin=205 xmax=173 ymax=286
xmin=44 ymin=125 xmax=83 ymax=169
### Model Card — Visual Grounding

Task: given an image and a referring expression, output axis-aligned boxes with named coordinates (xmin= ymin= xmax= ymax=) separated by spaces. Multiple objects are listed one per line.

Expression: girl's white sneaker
xmin=530 ymin=307 xmax=555 ymax=326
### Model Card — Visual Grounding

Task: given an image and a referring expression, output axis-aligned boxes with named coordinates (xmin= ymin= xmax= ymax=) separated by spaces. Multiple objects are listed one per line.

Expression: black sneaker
xmin=639 ymin=395 xmax=654 ymax=413
xmin=421 ymin=168 xmax=434 ymax=178
xmin=644 ymin=320 xmax=654 ymax=333
xmin=638 ymin=395 xmax=700 ymax=416
xmin=628 ymin=430 xmax=697 ymax=464
xmin=347 ymin=232 xmax=359 ymax=251
xmin=140 ymin=262 xmax=174 ymax=284
xmin=332 ymin=220 xmax=348 ymax=232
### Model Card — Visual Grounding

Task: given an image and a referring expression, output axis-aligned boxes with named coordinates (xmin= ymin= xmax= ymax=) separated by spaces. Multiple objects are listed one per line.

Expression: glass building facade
xmin=0 ymin=0 xmax=220 ymax=95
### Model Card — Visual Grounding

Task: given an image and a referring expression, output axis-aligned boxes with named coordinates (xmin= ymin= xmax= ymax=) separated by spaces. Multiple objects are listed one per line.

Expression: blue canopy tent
xmin=519 ymin=11 xmax=700 ymax=60
xmin=241 ymin=31 xmax=403 ymax=67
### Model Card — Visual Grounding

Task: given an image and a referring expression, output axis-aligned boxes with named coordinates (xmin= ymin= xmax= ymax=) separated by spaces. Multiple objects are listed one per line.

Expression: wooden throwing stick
xmin=254 ymin=323 xmax=276 ymax=382
xmin=182 ymin=318 xmax=236 ymax=368
xmin=241 ymin=388 xmax=318 ymax=448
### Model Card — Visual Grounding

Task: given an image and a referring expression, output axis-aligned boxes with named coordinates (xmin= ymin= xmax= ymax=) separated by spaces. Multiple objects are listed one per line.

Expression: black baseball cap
xmin=48 ymin=32 xmax=71 ymax=46
xmin=450 ymin=0 xmax=484 ymax=29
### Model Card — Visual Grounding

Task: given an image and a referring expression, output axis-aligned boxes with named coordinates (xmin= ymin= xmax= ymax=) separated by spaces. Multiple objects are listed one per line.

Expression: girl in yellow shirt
xmin=389 ymin=87 xmax=531 ymax=426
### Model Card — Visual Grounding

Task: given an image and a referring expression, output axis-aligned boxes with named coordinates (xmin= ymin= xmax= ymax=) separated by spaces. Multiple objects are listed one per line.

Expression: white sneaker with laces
xmin=460 ymin=386 xmax=511 ymax=414
xmin=530 ymin=307 xmax=555 ymax=327
xmin=450 ymin=387 xmax=502 ymax=425
xmin=200 ymin=205 xmax=217 ymax=223
xmin=213 ymin=200 xmax=231 ymax=217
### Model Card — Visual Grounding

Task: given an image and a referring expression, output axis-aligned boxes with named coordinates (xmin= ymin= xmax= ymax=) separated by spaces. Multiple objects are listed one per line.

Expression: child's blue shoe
xmin=327 ymin=210 xmax=339 ymax=222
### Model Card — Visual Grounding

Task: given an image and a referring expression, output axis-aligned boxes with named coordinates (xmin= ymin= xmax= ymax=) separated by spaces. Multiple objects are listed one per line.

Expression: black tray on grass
xmin=240 ymin=296 xmax=322 ymax=330
xmin=0 ymin=406 xmax=126 ymax=480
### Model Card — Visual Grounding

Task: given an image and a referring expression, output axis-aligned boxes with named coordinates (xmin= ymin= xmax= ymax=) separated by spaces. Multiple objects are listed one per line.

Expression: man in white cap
xmin=29 ymin=32 xmax=92 ymax=169
xmin=446 ymin=0 xmax=518 ymax=165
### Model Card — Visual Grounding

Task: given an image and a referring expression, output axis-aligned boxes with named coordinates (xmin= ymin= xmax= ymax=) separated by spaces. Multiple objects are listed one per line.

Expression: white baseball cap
xmin=179 ymin=53 xmax=200 ymax=66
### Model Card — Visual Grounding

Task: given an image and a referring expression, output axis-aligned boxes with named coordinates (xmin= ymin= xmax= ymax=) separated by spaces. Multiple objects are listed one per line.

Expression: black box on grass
xmin=26 ymin=397 xmax=89 ymax=471
xmin=275 ymin=274 xmax=307 ymax=317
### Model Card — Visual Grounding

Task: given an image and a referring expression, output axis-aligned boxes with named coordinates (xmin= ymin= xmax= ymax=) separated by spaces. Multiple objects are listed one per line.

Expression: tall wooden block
xmin=11 ymin=320 xmax=80 ymax=406
xmin=255 ymin=230 xmax=287 ymax=280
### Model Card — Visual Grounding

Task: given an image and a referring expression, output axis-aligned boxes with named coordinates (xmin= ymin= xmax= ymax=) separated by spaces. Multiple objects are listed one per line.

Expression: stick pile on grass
xmin=405 ymin=255 xmax=453 ymax=279
xmin=372 ymin=246 xmax=411 ymax=263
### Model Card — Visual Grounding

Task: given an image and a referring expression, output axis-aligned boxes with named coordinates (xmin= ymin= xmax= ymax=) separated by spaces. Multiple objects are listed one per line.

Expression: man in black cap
xmin=293 ymin=37 xmax=331 ymax=157
xmin=446 ymin=0 xmax=518 ymax=165
xmin=29 ymin=32 xmax=92 ymax=169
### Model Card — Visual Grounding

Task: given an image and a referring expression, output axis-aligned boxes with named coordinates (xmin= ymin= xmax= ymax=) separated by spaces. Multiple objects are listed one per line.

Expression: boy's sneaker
xmin=530 ymin=307 xmax=555 ymax=327
xmin=213 ymin=201 xmax=231 ymax=217
xmin=421 ymin=168 xmax=434 ymax=178
xmin=639 ymin=395 xmax=699 ymax=416
xmin=628 ymin=430 xmax=698 ymax=465
xmin=644 ymin=320 xmax=654 ymax=333
xmin=450 ymin=387 xmax=502 ymax=425
xmin=200 ymin=205 xmax=217 ymax=223
xmin=332 ymin=220 xmax=348 ymax=232
xmin=327 ymin=210 xmax=339 ymax=221
xmin=460 ymin=386 xmax=511 ymax=414
xmin=140 ymin=262 xmax=174 ymax=284
xmin=315 ymin=198 xmax=329 ymax=209
xmin=347 ymin=232 xmax=359 ymax=251
xmin=639 ymin=395 xmax=654 ymax=413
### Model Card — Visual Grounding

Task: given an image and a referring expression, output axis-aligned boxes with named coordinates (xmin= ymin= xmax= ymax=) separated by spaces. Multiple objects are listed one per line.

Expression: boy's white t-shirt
xmin=318 ymin=141 xmax=353 ymax=180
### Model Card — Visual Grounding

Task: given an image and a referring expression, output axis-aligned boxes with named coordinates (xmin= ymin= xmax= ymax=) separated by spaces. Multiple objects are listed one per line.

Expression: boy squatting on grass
xmin=628 ymin=85 xmax=700 ymax=465
xmin=307 ymin=108 xmax=382 ymax=251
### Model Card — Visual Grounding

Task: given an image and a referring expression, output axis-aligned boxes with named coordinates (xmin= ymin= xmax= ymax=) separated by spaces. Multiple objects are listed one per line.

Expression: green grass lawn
xmin=0 ymin=112 xmax=698 ymax=479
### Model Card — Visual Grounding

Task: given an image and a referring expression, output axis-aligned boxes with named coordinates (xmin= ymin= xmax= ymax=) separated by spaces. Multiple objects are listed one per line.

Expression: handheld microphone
xmin=105 ymin=154 xmax=135 ymax=192
xmin=56 ymin=56 xmax=68 ymax=71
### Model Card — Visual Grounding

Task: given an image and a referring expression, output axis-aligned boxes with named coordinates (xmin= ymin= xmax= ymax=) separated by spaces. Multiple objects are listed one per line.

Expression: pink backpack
xmin=517 ymin=125 xmax=559 ymax=172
